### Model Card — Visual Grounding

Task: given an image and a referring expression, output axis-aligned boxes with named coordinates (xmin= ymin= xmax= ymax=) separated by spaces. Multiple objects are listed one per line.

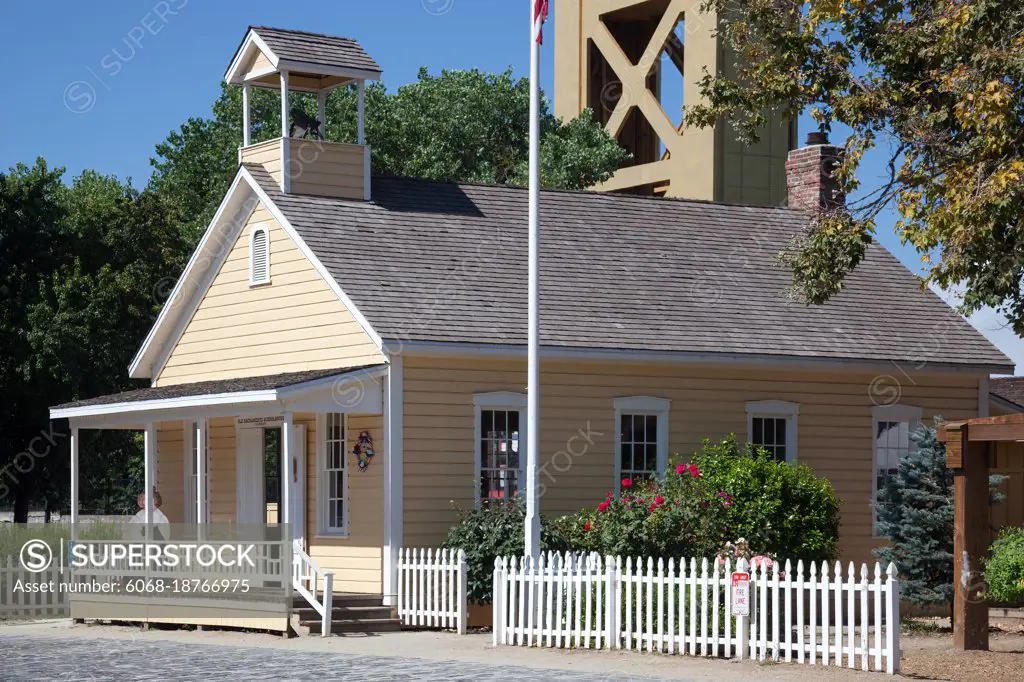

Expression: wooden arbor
xmin=938 ymin=413 xmax=1024 ymax=650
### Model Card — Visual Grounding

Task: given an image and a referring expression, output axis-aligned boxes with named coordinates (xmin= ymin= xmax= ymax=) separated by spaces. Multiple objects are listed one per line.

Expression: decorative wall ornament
xmin=353 ymin=430 xmax=375 ymax=471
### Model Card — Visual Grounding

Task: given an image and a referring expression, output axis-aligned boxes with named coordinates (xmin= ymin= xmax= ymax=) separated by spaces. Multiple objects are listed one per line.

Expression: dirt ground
xmin=898 ymin=621 xmax=1024 ymax=682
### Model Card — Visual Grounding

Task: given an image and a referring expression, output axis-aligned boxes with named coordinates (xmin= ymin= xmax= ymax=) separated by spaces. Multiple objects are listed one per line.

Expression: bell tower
xmin=225 ymin=26 xmax=382 ymax=200
xmin=554 ymin=0 xmax=796 ymax=204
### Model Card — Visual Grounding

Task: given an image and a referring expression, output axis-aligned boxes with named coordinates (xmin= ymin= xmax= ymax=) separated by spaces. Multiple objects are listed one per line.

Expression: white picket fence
xmin=0 ymin=558 xmax=68 ymax=619
xmin=492 ymin=553 xmax=901 ymax=674
xmin=397 ymin=548 xmax=468 ymax=633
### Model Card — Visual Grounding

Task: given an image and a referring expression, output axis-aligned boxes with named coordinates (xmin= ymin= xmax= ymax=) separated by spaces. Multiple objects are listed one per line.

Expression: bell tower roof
xmin=225 ymin=26 xmax=382 ymax=91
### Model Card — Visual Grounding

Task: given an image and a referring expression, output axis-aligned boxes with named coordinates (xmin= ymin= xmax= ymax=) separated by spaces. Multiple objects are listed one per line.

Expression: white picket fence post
xmin=395 ymin=547 xmax=468 ymax=632
xmin=491 ymin=552 xmax=900 ymax=674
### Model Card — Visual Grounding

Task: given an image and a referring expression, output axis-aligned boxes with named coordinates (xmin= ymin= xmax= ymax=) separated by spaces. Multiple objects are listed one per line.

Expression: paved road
xmin=0 ymin=634 xmax=671 ymax=681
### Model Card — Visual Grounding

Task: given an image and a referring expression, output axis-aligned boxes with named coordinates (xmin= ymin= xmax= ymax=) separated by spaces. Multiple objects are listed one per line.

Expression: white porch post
xmin=196 ymin=418 xmax=207 ymax=525
xmin=242 ymin=82 xmax=252 ymax=147
xmin=357 ymin=80 xmax=365 ymax=144
xmin=144 ymin=423 xmax=156 ymax=526
xmin=317 ymin=89 xmax=327 ymax=140
xmin=70 ymin=426 xmax=79 ymax=540
xmin=382 ymin=357 xmax=404 ymax=606
xmin=282 ymin=411 xmax=293 ymax=537
xmin=280 ymin=70 xmax=291 ymax=193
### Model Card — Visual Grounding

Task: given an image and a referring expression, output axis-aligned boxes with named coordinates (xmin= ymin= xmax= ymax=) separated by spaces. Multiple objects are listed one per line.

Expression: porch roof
xmin=50 ymin=364 xmax=387 ymax=422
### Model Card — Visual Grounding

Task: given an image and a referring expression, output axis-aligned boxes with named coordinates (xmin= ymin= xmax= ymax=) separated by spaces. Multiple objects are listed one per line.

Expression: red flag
xmin=533 ymin=0 xmax=549 ymax=44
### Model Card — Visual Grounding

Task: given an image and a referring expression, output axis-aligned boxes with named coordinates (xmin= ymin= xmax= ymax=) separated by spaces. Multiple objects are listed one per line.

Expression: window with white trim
xmin=614 ymin=396 xmax=670 ymax=492
xmin=872 ymin=404 xmax=923 ymax=533
xmin=184 ymin=420 xmax=209 ymax=524
xmin=249 ymin=224 xmax=270 ymax=285
xmin=474 ymin=392 xmax=527 ymax=506
xmin=319 ymin=412 xmax=347 ymax=534
xmin=746 ymin=400 xmax=799 ymax=462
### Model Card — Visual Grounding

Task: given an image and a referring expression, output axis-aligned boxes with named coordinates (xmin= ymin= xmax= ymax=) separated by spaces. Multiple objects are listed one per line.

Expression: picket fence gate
xmin=396 ymin=548 xmax=467 ymax=633
xmin=0 ymin=557 xmax=68 ymax=619
xmin=492 ymin=552 xmax=901 ymax=674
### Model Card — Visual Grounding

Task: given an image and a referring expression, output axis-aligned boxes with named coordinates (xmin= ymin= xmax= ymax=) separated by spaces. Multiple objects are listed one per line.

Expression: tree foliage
xmin=686 ymin=0 xmax=1024 ymax=328
xmin=0 ymin=161 xmax=188 ymax=519
xmin=151 ymin=68 xmax=629 ymax=237
xmin=874 ymin=422 xmax=1005 ymax=608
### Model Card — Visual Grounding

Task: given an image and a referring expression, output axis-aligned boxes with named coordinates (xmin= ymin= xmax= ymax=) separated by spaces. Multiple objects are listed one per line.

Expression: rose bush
xmin=555 ymin=436 xmax=841 ymax=563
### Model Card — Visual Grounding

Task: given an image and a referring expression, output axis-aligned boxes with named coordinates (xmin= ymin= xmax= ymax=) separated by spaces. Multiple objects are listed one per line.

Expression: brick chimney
xmin=785 ymin=131 xmax=845 ymax=213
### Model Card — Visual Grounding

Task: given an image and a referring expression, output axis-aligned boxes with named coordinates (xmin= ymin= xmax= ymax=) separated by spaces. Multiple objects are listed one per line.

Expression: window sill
xmin=248 ymin=280 xmax=272 ymax=288
xmin=313 ymin=532 xmax=349 ymax=541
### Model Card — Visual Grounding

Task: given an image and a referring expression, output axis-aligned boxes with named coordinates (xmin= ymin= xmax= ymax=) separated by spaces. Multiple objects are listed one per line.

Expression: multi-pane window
xmin=871 ymin=405 xmax=922 ymax=533
xmin=746 ymin=401 xmax=799 ymax=463
xmin=185 ymin=420 xmax=209 ymax=524
xmin=479 ymin=409 xmax=521 ymax=504
xmin=322 ymin=412 xmax=346 ymax=533
xmin=619 ymin=413 xmax=660 ymax=484
xmin=874 ymin=420 xmax=913 ymax=526
xmin=613 ymin=397 xmax=670 ymax=493
xmin=751 ymin=417 xmax=788 ymax=462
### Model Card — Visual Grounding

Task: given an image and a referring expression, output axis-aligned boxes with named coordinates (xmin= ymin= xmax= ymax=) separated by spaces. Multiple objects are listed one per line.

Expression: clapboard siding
xmin=401 ymin=355 xmax=983 ymax=565
xmin=306 ymin=414 xmax=385 ymax=593
xmin=288 ymin=140 xmax=365 ymax=200
xmin=156 ymin=421 xmax=186 ymax=523
xmin=156 ymin=201 xmax=382 ymax=386
xmin=240 ymin=138 xmax=282 ymax=185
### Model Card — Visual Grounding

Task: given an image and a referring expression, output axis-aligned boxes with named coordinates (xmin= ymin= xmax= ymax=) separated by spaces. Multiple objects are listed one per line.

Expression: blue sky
xmin=1 ymin=0 xmax=1020 ymax=371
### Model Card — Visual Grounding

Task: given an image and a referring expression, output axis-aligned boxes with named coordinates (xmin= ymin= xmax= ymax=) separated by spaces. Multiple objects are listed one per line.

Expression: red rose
xmin=655 ymin=495 xmax=665 ymax=505
xmin=584 ymin=521 xmax=592 ymax=531
xmin=649 ymin=503 xmax=657 ymax=512
xmin=676 ymin=463 xmax=687 ymax=475
xmin=621 ymin=478 xmax=633 ymax=488
xmin=688 ymin=463 xmax=700 ymax=477
xmin=598 ymin=501 xmax=609 ymax=512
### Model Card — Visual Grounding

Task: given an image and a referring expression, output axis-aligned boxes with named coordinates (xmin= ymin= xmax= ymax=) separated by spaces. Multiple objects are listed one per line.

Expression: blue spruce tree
xmin=874 ymin=421 xmax=1005 ymax=609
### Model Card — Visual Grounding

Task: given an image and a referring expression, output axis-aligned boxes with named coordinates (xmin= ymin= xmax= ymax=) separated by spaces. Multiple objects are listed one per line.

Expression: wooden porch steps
xmin=292 ymin=593 xmax=401 ymax=635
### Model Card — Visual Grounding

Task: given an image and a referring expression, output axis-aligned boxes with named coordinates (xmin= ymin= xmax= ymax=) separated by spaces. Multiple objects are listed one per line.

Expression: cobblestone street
xmin=0 ymin=633 xmax=671 ymax=681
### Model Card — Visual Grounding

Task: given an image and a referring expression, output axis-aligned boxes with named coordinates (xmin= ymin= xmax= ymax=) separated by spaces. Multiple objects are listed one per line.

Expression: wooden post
xmin=144 ymin=423 xmax=156 ymax=526
xmin=242 ymin=82 xmax=252 ymax=147
xmin=317 ymin=89 xmax=327 ymax=140
xmin=953 ymin=430 xmax=990 ymax=650
xmin=70 ymin=426 xmax=79 ymax=540
xmin=196 ymin=419 xmax=207 ymax=525
xmin=356 ymin=80 xmax=365 ymax=144
xmin=280 ymin=70 xmax=291 ymax=193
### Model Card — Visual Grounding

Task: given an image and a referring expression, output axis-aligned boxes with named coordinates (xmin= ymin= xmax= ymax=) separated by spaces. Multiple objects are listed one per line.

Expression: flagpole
xmin=525 ymin=0 xmax=542 ymax=560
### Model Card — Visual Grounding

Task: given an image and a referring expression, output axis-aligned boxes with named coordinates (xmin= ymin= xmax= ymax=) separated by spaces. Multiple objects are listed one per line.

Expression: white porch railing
xmin=397 ymin=548 xmax=467 ymax=633
xmin=292 ymin=542 xmax=334 ymax=637
xmin=493 ymin=552 xmax=902 ymax=674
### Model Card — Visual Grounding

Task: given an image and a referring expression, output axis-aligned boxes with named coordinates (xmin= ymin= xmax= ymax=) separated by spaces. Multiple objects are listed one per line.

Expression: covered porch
xmin=49 ymin=364 xmax=394 ymax=622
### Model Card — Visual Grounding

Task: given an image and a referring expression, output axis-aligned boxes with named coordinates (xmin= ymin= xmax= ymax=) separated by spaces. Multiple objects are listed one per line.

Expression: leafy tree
xmin=0 ymin=161 xmax=188 ymax=520
xmin=151 ymin=68 xmax=629 ymax=236
xmin=686 ymin=0 xmax=1024 ymax=329
xmin=874 ymin=422 xmax=1005 ymax=609
xmin=985 ymin=526 xmax=1024 ymax=604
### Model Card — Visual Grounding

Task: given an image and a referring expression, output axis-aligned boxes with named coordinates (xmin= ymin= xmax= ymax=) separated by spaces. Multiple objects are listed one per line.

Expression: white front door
xmin=235 ymin=426 xmax=263 ymax=524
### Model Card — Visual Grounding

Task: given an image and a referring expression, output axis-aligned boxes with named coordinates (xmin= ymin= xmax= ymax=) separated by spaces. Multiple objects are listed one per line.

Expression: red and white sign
xmin=731 ymin=572 xmax=750 ymax=617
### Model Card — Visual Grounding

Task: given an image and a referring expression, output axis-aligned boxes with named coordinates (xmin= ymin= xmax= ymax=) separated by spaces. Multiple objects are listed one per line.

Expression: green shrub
xmin=690 ymin=437 xmax=841 ymax=562
xmin=442 ymin=500 xmax=566 ymax=604
xmin=560 ymin=436 xmax=841 ymax=563
xmin=985 ymin=526 xmax=1024 ymax=604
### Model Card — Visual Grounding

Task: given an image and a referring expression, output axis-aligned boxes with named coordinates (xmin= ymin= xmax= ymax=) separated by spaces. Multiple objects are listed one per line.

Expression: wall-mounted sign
xmin=236 ymin=415 xmax=284 ymax=428
xmin=731 ymin=571 xmax=750 ymax=617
